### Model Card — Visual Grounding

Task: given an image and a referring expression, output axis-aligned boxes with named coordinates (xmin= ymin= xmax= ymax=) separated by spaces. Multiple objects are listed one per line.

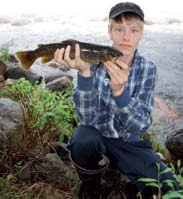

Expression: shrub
xmin=0 ymin=78 xmax=77 ymax=146
xmin=0 ymin=40 xmax=13 ymax=62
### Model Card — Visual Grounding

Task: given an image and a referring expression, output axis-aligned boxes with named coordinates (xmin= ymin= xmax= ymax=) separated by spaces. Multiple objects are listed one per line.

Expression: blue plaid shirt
xmin=73 ymin=50 xmax=157 ymax=141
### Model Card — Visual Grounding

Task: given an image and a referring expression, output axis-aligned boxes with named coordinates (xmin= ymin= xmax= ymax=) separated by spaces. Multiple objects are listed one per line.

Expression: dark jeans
xmin=66 ymin=125 xmax=179 ymax=194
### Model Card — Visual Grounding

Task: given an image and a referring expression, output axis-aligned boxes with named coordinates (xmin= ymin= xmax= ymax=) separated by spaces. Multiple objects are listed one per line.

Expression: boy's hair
xmin=109 ymin=12 xmax=144 ymax=30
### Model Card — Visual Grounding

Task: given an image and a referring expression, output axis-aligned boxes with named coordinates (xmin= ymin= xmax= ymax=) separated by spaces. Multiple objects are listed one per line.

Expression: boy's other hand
xmin=54 ymin=44 xmax=91 ymax=77
xmin=104 ymin=59 xmax=129 ymax=96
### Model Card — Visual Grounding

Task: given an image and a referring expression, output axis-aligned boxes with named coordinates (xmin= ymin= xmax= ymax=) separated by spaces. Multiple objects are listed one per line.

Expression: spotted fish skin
xmin=15 ymin=39 xmax=123 ymax=70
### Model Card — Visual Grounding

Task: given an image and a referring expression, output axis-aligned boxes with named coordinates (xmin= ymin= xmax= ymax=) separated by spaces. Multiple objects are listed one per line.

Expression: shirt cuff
xmin=77 ymin=73 xmax=93 ymax=91
xmin=114 ymin=88 xmax=131 ymax=108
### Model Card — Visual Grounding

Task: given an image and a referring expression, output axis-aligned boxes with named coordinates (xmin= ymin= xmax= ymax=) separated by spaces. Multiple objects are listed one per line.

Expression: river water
xmin=0 ymin=14 xmax=183 ymax=116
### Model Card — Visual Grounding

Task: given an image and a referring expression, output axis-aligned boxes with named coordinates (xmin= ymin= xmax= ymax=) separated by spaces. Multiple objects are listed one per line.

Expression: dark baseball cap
xmin=109 ymin=2 xmax=144 ymax=21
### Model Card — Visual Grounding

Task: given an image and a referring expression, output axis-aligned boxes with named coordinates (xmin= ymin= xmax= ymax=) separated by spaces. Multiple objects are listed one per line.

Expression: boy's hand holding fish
xmin=104 ymin=59 xmax=129 ymax=96
xmin=54 ymin=42 xmax=129 ymax=96
xmin=54 ymin=44 xmax=91 ymax=77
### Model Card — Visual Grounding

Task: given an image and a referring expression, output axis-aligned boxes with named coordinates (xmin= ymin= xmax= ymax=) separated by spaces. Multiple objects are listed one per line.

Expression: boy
xmin=54 ymin=2 xmax=180 ymax=199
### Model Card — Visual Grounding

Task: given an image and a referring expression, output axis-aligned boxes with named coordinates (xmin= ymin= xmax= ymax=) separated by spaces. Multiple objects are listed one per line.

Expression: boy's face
xmin=108 ymin=17 xmax=143 ymax=57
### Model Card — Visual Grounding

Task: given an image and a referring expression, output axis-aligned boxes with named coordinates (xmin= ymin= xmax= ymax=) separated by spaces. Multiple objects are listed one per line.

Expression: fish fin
xmin=15 ymin=50 xmax=36 ymax=70
xmin=94 ymin=61 xmax=102 ymax=71
xmin=62 ymin=39 xmax=79 ymax=44
xmin=41 ymin=56 xmax=53 ymax=64
xmin=37 ymin=44 xmax=44 ymax=48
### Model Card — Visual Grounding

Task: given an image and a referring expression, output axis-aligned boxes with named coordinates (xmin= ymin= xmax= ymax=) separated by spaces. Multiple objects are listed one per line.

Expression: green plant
xmin=149 ymin=124 xmax=165 ymax=153
xmin=0 ymin=78 xmax=77 ymax=146
xmin=0 ymin=40 xmax=13 ymax=62
xmin=163 ymin=190 xmax=183 ymax=199
xmin=137 ymin=163 xmax=177 ymax=198
xmin=149 ymin=134 xmax=163 ymax=153
xmin=170 ymin=159 xmax=183 ymax=186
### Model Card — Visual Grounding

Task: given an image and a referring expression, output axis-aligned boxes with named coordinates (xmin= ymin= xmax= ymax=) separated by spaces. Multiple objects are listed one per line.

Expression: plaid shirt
xmin=73 ymin=50 xmax=157 ymax=141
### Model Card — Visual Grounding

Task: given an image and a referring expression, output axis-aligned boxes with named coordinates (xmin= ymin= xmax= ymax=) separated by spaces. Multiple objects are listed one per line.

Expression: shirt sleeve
xmin=113 ymin=62 xmax=157 ymax=135
xmin=72 ymin=71 xmax=98 ymax=125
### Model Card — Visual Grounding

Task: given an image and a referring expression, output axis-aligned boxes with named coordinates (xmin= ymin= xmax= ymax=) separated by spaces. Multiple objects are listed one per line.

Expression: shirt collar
xmin=129 ymin=49 xmax=140 ymax=71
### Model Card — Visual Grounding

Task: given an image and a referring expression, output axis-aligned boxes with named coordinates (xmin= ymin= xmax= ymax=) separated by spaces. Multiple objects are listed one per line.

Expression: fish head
xmin=102 ymin=47 xmax=123 ymax=63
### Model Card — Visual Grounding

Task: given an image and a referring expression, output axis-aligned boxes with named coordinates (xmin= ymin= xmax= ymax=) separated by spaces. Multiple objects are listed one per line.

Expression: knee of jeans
xmin=69 ymin=136 xmax=107 ymax=168
xmin=71 ymin=135 xmax=100 ymax=156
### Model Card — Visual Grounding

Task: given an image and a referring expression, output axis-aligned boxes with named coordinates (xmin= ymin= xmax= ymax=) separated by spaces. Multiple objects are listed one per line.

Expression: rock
xmin=149 ymin=97 xmax=180 ymax=146
xmin=45 ymin=74 xmax=69 ymax=83
xmin=4 ymin=67 xmax=42 ymax=84
xmin=46 ymin=75 xmax=73 ymax=92
xmin=47 ymin=62 xmax=60 ymax=68
xmin=0 ymin=16 xmax=12 ymax=24
xmin=0 ymin=98 xmax=25 ymax=151
xmin=11 ymin=18 xmax=31 ymax=26
xmin=9 ymin=54 xmax=19 ymax=63
xmin=33 ymin=17 xmax=44 ymax=23
xmin=49 ymin=142 xmax=70 ymax=162
xmin=153 ymin=97 xmax=179 ymax=125
xmin=35 ymin=153 xmax=78 ymax=185
xmin=144 ymin=19 xmax=155 ymax=25
xmin=48 ymin=62 xmax=70 ymax=72
xmin=0 ymin=60 xmax=7 ymax=81
xmin=165 ymin=119 xmax=183 ymax=160
xmin=17 ymin=163 xmax=31 ymax=181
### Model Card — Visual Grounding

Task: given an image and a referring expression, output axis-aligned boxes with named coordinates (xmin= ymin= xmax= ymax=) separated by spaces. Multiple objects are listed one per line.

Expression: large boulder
xmin=153 ymin=97 xmax=179 ymax=125
xmin=4 ymin=67 xmax=42 ymax=84
xmin=0 ymin=60 xmax=7 ymax=81
xmin=150 ymin=97 xmax=180 ymax=146
xmin=46 ymin=75 xmax=73 ymax=92
xmin=0 ymin=98 xmax=25 ymax=150
xmin=165 ymin=119 xmax=183 ymax=160
xmin=34 ymin=152 xmax=79 ymax=186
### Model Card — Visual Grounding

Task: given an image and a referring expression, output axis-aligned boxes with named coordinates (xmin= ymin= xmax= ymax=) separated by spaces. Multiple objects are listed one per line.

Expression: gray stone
xmin=46 ymin=75 xmax=73 ymax=92
xmin=45 ymin=74 xmax=70 ymax=83
xmin=36 ymin=153 xmax=78 ymax=185
xmin=11 ymin=18 xmax=31 ymax=26
xmin=0 ymin=98 xmax=25 ymax=150
xmin=4 ymin=66 xmax=42 ymax=84
xmin=149 ymin=97 xmax=180 ymax=146
xmin=165 ymin=119 xmax=183 ymax=160
xmin=0 ymin=60 xmax=7 ymax=81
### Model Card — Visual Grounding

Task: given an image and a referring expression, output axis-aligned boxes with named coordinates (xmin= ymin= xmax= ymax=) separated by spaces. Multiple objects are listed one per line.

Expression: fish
xmin=15 ymin=39 xmax=123 ymax=70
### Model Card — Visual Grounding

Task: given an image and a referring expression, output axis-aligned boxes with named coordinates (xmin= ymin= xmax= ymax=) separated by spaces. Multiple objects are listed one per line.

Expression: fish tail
xmin=15 ymin=50 xmax=37 ymax=70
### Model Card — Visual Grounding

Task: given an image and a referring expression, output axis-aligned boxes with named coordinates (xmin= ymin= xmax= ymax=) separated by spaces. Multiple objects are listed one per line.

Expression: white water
xmin=1 ymin=0 xmax=183 ymax=52
xmin=1 ymin=0 xmax=183 ymax=21
xmin=0 ymin=0 xmax=183 ymax=115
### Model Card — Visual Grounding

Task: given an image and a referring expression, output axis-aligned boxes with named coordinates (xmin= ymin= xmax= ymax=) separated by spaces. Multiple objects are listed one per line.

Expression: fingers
xmin=75 ymin=44 xmax=80 ymax=64
xmin=54 ymin=44 xmax=81 ymax=68
xmin=54 ymin=48 xmax=68 ymax=66
xmin=75 ymin=44 xmax=80 ymax=59
xmin=54 ymin=45 xmax=72 ymax=67
xmin=104 ymin=61 xmax=121 ymax=80
xmin=54 ymin=46 xmax=71 ymax=67
xmin=104 ymin=60 xmax=129 ymax=83
xmin=106 ymin=60 xmax=129 ymax=75
xmin=116 ymin=59 xmax=129 ymax=71
xmin=64 ymin=45 xmax=72 ymax=65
